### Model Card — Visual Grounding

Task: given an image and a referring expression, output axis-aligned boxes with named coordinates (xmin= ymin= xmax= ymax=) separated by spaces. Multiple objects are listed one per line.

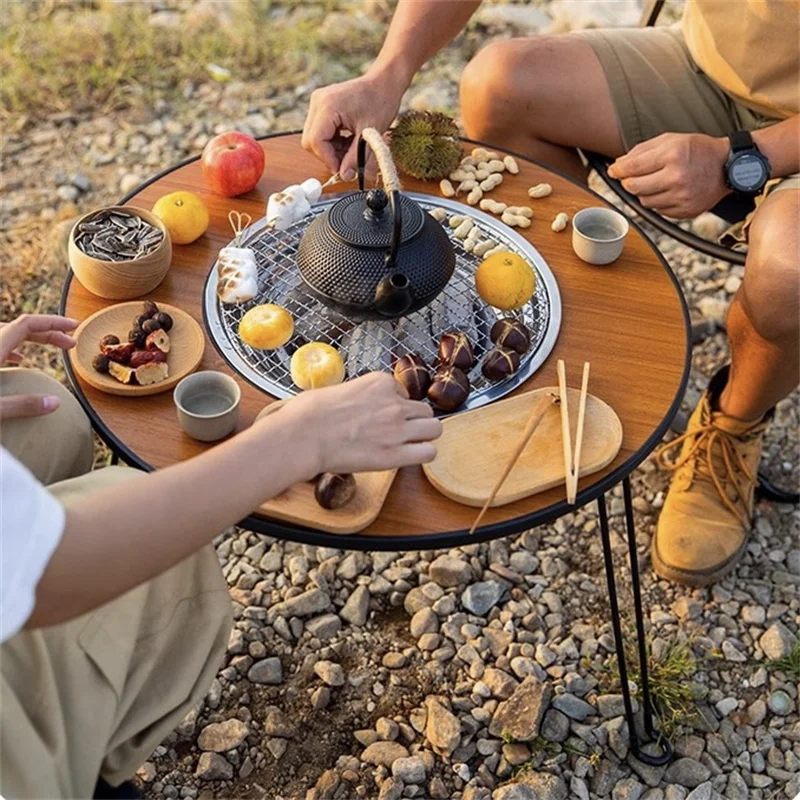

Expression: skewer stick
xmin=557 ymin=359 xmax=573 ymax=503
xmin=469 ymin=393 xmax=558 ymax=535
xmin=570 ymin=362 xmax=590 ymax=504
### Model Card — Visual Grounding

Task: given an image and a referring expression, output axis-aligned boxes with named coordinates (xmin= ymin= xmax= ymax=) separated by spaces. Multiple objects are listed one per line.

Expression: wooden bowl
xmin=72 ymin=302 xmax=205 ymax=396
xmin=68 ymin=206 xmax=172 ymax=300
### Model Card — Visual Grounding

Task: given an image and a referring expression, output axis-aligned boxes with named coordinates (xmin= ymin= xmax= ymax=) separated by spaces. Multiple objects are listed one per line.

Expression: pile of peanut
xmin=438 ymin=147 xmax=571 ymax=233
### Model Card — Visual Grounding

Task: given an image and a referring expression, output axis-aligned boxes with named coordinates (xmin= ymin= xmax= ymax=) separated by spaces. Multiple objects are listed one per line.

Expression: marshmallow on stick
xmin=217 ymin=211 xmax=258 ymax=304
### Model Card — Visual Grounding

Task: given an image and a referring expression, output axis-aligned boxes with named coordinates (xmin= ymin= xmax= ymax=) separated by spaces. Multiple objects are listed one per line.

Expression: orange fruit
xmin=152 ymin=191 xmax=209 ymax=245
xmin=238 ymin=304 xmax=294 ymax=350
xmin=290 ymin=342 xmax=345 ymax=390
xmin=474 ymin=252 xmax=536 ymax=310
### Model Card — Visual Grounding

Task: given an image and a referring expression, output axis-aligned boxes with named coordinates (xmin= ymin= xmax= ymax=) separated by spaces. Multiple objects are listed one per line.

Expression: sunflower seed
xmin=75 ymin=209 xmax=163 ymax=261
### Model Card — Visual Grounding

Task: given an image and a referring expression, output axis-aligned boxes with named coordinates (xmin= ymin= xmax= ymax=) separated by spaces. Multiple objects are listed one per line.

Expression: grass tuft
xmin=766 ymin=640 xmax=800 ymax=680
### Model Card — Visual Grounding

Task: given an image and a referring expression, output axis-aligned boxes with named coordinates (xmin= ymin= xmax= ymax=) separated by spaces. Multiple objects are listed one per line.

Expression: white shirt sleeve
xmin=1 ymin=447 xmax=65 ymax=643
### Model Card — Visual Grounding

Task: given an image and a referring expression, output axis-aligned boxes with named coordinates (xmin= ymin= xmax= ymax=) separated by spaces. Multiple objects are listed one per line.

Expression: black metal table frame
xmin=60 ymin=133 xmax=690 ymax=766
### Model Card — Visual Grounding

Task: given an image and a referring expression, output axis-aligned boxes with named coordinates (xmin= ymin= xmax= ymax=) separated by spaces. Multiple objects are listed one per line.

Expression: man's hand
xmin=0 ymin=314 xmax=78 ymax=420
xmin=268 ymin=372 xmax=442 ymax=478
xmin=608 ymin=133 xmax=730 ymax=219
xmin=302 ymin=74 xmax=405 ymax=180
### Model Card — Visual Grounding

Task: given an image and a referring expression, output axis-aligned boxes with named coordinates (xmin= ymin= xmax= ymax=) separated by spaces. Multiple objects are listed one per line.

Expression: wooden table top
xmin=62 ymin=132 xmax=689 ymax=549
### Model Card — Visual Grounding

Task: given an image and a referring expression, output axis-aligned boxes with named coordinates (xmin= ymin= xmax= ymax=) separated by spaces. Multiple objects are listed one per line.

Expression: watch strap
xmin=728 ymin=130 xmax=755 ymax=153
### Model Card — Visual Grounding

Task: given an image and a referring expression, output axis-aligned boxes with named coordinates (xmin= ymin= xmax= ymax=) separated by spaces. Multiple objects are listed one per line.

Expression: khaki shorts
xmin=578 ymin=24 xmax=799 ymax=242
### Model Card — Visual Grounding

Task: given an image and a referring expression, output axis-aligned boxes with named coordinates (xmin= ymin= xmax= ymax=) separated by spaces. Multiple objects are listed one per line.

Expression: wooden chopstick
xmin=569 ymin=362 xmax=591 ymax=504
xmin=469 ymin=393 xmax=557 ymax=535
xmin=557 ymin=359 xmax=573 ymax=503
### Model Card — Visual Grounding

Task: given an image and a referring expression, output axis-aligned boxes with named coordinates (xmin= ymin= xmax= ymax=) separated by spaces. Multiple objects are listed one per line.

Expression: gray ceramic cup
xmin=174 ymin=371 xmax=241 ymax=442
xmin=572 ymin=207 xmax=629 ymax=265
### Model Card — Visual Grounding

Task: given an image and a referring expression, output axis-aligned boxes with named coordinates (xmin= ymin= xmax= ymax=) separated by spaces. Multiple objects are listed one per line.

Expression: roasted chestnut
xmin=154 ymin=312 xmax=174 ymax=332
xmin=314 ymin=472 xmax=357 ymax=510
xmin=490 ymin=318 xmax=530 ymax=355
xmin=92 ymin=353 xmax=110 ymax=373
xmin=128 ymin=328 xmax=147 ymax=349
xmin=99 ymin=334 xmax=120 ymax=348
xmin=142 ymin=300 xmax=159 ymax=319
xmin=438 ymin=331 xmax=474 ymax=371
xmin=428 ymin=365 xmax=470 ymax=411
xmin=141 ymin=317 xmax=161 ymax=335
xmin=482 ymin=347 xmax=520 ymax=382
xmin=132 ymin=314 xmax=150 ymax=331
xmin=393 ymin=353 xmax=431 ymax=400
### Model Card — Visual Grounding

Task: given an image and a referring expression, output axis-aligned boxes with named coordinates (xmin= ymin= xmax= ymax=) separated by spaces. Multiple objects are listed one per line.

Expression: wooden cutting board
xmin=423 ymin=386 xmax=623 ymax=507
xmin=253 ymin=403 xmax=397 ymax=535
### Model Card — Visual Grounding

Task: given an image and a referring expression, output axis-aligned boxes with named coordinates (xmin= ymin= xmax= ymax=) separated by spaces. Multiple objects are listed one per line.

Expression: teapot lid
xmin=329 ymin=189 xmax=425 ymax=249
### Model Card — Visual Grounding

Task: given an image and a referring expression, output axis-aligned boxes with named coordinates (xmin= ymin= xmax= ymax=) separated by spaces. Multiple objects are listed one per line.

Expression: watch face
xmin=729 ymin=153 xmax=768 ymax=192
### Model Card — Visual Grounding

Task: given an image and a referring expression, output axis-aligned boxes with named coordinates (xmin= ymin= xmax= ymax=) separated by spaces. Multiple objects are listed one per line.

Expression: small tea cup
xmin=572 ymin=207 xmax=629 ymax=265
xmin=174 ymin=371 xmax=241 ymax=442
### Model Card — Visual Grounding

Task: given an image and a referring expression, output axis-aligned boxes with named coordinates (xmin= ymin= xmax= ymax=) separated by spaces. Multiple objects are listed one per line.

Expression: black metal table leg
xmin=597 ymin=483 xmax=673 ymax=765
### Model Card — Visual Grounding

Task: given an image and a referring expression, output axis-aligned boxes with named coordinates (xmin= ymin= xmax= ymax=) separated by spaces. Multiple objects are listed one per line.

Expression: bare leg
xmin=719 ymin=190 xmax=800 ymax=421
xmin=460 ymin=35 xmax=625 ymax=180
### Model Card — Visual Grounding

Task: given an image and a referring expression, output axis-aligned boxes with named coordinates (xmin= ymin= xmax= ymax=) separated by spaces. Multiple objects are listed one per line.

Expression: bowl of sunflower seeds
xmin=68 ymin=206 xmax=172 ymax=299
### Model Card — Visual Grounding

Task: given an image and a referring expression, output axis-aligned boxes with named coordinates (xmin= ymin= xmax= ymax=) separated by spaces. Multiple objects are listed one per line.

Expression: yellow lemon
xmin=152 ymin=191 xmax=209 ymax=245
xmin=238 ymin=304 xmax=294 ymax=350
xmin=290 ymin=342 xmax=345 ymax=390
xmin=475 ymin=252 xmax=536 ymax=310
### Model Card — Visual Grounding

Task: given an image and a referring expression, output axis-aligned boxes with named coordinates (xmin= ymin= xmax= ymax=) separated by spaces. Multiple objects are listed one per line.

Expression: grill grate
xmin=203 ymin=193 xmax=562 ymax=414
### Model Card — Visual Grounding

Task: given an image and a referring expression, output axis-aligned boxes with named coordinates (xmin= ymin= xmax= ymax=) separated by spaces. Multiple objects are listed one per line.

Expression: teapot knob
xmin=365 ymin=188 xmax=388 ymax=216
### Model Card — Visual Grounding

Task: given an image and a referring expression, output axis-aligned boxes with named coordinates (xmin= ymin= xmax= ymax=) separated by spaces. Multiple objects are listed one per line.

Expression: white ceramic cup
xmin=572 ymin=207 xmax=630 ymax=265
xmin=174 ymin=371 xmax=241 ymax=442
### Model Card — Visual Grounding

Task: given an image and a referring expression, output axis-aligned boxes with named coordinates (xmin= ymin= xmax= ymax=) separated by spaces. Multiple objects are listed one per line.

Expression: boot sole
xmin=651 ymin=532 xmax=749 ymax=588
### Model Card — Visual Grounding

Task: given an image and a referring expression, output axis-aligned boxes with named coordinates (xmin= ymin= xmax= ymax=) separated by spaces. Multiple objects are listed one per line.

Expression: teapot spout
xmin=374 ymin=273 xmax=413 ymax=318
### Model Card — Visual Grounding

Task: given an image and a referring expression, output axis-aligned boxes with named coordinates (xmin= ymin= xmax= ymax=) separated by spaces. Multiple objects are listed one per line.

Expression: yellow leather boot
xmin=652 ymin=367 xmax=770 ymax=587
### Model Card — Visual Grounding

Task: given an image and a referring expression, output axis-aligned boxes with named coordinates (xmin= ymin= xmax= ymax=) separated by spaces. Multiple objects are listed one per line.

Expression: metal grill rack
xmin=203 ymin=193 xmax=562 ymax=414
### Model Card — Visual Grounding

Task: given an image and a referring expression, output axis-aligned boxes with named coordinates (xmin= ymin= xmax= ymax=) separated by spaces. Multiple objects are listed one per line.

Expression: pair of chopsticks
xmin=558 ymin=359 xmax=590 ymax=504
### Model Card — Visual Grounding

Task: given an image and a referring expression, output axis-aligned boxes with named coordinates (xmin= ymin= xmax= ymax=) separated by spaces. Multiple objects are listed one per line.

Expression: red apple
xmin=201 ymin=132 xmax=265 ymax=197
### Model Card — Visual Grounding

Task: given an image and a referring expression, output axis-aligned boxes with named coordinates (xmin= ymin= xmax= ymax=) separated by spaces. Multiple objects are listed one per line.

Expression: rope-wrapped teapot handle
xmin=358 ymin=128 xmax=402 ymax=193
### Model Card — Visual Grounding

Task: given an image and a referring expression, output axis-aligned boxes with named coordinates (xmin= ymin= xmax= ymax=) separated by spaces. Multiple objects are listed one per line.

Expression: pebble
xmin=425 ymin=697 xmax=461 ymax=757
xmin=759 ymin=621 xmax=796 ymax=659
xmin=268 ymin=588 xmax=329 ymax=620
xmin=314 ymin=660 xmax=345 ymax=687
xmin=361 ymin=741 xmax=409 ymax=767
xmin=492 ymin=785 xmax=537 ymax=800
xmin=663 ymin=759 xmax=711 ymax=789
xmin=429 ymin=555 xmax=472 ymax=586
xmin=392 ymin=756 xmax=426 ymax=784
xmin=198 ymin=719 xmax=249 ymax=752
xmin=488 ymin=676 xmax=552 ymax=741
xmin=195 ymin=752 xmax=233 ymax=781
xmin=540 ymin=708 xmax=570 ymax=742
xmin=550 ymin=693 xmax=595 ymax=721
xmin=714 ymin=697 xmax=738 ymax=717
xmin=56 ymin=185 xmax=80 ymax=202
xmin=340 ymin=585 xmax=370 ymax=626
xmin=767 ymin=690 xmax=793 ymax=716
xmin=246 ymin=657 xmax=282 ymax=685
xmin=410 ymin=607 xmax=439 ymax=638
xmin=311 ymin=686 xmax=330 ymax=710
xmin=306 ymin=613 xmax=341 ymax=640
xmin=461 ymin=581 xmax=505 ymax=615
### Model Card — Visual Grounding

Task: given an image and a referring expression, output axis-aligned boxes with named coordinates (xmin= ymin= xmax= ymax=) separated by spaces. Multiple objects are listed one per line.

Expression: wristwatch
xmin=724 ymin=131 xmax=770 ymax=194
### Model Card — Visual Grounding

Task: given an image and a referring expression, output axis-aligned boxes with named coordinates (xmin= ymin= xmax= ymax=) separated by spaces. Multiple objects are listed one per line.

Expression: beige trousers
xmin=0 ymin=369 xmax=233 ymax=799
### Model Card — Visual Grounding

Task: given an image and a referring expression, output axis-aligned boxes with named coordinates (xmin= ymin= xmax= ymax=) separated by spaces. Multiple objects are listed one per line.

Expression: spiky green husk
xmin=390 ymin=111 xmax=462 ymax=180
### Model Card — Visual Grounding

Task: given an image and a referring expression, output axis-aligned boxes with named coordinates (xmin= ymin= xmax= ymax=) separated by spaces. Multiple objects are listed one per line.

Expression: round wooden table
xmin=62 ymin=133 xmax=688 ymax=764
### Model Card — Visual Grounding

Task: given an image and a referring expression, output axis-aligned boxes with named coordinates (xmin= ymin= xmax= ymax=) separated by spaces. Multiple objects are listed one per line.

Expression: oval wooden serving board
xmin=73 ymin=302 xmax=205 ymax=396
xmin=254 ymin=403 xmax=398 ymax=535
xmin=423 ymin=386 xmax=623 ymax=507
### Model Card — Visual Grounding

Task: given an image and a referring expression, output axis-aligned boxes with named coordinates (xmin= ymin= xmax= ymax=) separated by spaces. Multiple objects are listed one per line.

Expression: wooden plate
xmin=72 ymin=302 xmax=204 ymax=396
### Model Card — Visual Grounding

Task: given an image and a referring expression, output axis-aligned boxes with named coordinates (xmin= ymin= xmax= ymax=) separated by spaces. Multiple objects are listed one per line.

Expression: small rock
xmin=596 ymin=694 xmax=631 ymax=718
xmin=461 ymin=581 xmax=504 ymax=615
xmin=410 ymin=607 xmax=439 ymax=638
xmin=315 ymin=769 xmax=340 ymax=799
xmin=263 ymin=709 xmax=296 ymax=738
xmin=70 ymin=174 xmax=91 ymax=193
xmin=378 ymin=777 xmax=404 ymax=800
xmin=268 ymin=588 xmax=329 ymax=620
xmin=489 ymin=677 xmax=552 ymax=741
xmin=721 ymin=640 xmax=746 ymax=662
xmin=266 ymin=737 xmax=288 ymax=760
xmin=392 ymin=755 xmax=426 ymax=784
xmin=540 ymin=708 xmax=569 ymax=742
xmin=314 ymin=660 xmax=345 ymax=687
xmin=340 ymin=585 xmax=370 ymax=626
xmin=759 ymin=621 xmax=796 ymax=660
xmin=361 ymin=741 xmax=410 ymax=767
xmin=518 ymin=772 xmax=568 ymax=800
xmin=425 ymin=697 xmax=461 ymax=757
xmin=311 ymin=686 xmax=331 ymax=710
xmin=430 ymin=554 xmax=472 ymax=586
xmin=715 ymin=697 xmax=738 ymax=717
xmin=120 ymin=173 xmax=141 ymax=195
xmin=57 ymin=185 xmax=80 ymax=203
xmin=684 ymin=783 xmax=712 ymax=800
xmin=550 ymin=693 xmax=595 ymax=721
xmin=612 ymin=777 xmax=644 ymax=800
xmin=376 ymin=717 xmax=399 ymax=741
xmin=483 ymin=667 xmax=519 ymax=699
xmin=672 ymin=598 xmax=702 ymax=620
xmin=198 ymin=719 xmax=249 ymax=752
xmin=382 ymin=652 xmax=407 ymax=669
xmin=741 ymin=605 xmax=766 ymax=624
xmin=492 ymin=784 xmax=537 ymax=800
xmin=247 ymin=657 xmax=282 ymax=685
xmin=767 ymin=690 xmax=793 ymax=716
xmin=137 ymin=763 xmax=157 ymax=782
xmin=750 ymin=666 xmax=768 ymax=687
xmin=663 ymin=758 xmax=711 ymax=789
xmin=195 ymin=752 xmax=233 ymax=781
xmin=306 ymin=613 xmax=342 ymax=640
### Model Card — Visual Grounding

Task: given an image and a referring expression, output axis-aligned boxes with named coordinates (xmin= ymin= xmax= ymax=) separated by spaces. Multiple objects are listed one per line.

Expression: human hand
xmin=302 ymin=73 xmax=404 ymax=180
xmin=0 ymin=314 xmax=78 ymax=420
xmin=266 ymin=372 xmax=442 ymax=478
xmin=608 ymin=133 xmax=730 ymax=219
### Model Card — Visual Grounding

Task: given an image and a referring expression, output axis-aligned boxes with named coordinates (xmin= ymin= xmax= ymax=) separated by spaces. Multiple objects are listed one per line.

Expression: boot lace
xmin=655 ymin=420 xmax=762 ymax=526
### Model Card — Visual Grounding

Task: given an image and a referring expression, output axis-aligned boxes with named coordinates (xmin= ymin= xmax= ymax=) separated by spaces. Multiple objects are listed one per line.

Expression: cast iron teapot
xmin=297 ymin=128 xmax=456 ymax=321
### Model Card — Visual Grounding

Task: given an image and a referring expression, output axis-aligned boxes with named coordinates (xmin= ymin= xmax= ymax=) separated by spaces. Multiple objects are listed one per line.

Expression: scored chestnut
xmin=154 ymin=311 xmax=174 ymax=332
xmin=142 ymin=300 xmax=159 ymax=319
xmin=99 ymin=334 xmax=120 ymax=348
xmin=141 ymin=317 xmax=162 ymax=335
xmin=482 ymin=347 xmax=520 ymax=382
xmin=128 ymin=327 xmax=148 ymax=349
xmin=393 ymin=353 xmax=431 ymax=400
xmin=428 ymin=365 xmax=470 ymax=411
xmin=438 ymin=331 xmax=474 ymax=371
xmin=315 ymin=472 xmax=357 ymax=510
xmin=490 ymin=318 xmax=531 ymax=355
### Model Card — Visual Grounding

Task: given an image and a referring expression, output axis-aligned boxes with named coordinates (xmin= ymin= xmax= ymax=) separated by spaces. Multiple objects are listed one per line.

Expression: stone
xmin=671 ymin=598 xmax=702 ymax=620
xmin=425 ymin=697 xmax=461 ymax=756
xmin=550 ymin=693 xmax=595 ymax=721
xmin=759 ymin=622 xmax=796 ymax=660
xmin=378 ymin=777 xmax=403 ymax=800
xmin=715 ymin=697 xmax=738 ymax=717
xmin=247 ymin=657 xmax=282 ymax=685
xmin=502 ymin=742 xmax=531 ymax=765
xmin=663 ymin=759 xmax=711 ymax=789
xmin=483 ymin=667 xmax=519 ymax=699
xmin=612 ymin=778 xmax=644 ymax=800
xmin=430 ymin=555 xmax=472 ymax=586
xmin=392 ymin=755 xmax=426 ymax=784
xmin=410 ymin=607 xmax=439 ymax=638
xmin=540 ymin=708 xmax=569 ymax=742
xmin=684 ymin=783 xmax=712 ymax=800
xmin=314 ymin=660 xmax=345 ymax=687
xmin=268 ymin=588 xmax=329 ymax=620
xmin=198 ymin=719 xmax=249 ymax=752
xmin=741 ymin=605 xmax=766 ymax=624
xmin=340 ymin=585 xmax=370 ymax=626
xmin=596 ymin=694 xmax=631 ymax=718
xmin=56 ymin=185 xmax=80 ymax=202
xmin=518 ymin=772 xmax=568 ymax=800
xmin=492 ymin=784 xmax=538 ymax=800
xmin=361 ymin=741 xmax=409 ymax=767
xmin=489 ymin=677 xmax=552 ymax=741
xmin=768 ymin=690 xmax=793 ymax=716
xmin=195 ymin=752 xmax=233 ymax=781
xmin=120 ymin=173 xmax=141 ymax=195
xmin=382 ymin=652 xmax=407 ymax=669
xmin=71 ymin=174 xmax=91 ymax=193
xmin=721 ymin=640 xmax=747 ymax=662
xmin=137 ymin=762 xmax=157 ymax=782
xmin=376 ymin=717 xmax=399 ymax=741
xmin=306 ymin=613 xmax=341 ymax=640
xmin=311 ymin=686 xmax=330 ymax=710
xmin=263 ymin=709 xmax=296 ymax=738
xmin=315 ymin=769 xmax=340 ymax=799
xmin=266 ymin=737 xmax=288 ymax=760
xmin=461 ymin=581 xmax=504 ymax=615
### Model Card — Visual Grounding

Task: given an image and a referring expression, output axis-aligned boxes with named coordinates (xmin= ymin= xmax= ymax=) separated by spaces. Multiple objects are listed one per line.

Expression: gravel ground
xmin=2 ymin=3 xmax=798 ymax=799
